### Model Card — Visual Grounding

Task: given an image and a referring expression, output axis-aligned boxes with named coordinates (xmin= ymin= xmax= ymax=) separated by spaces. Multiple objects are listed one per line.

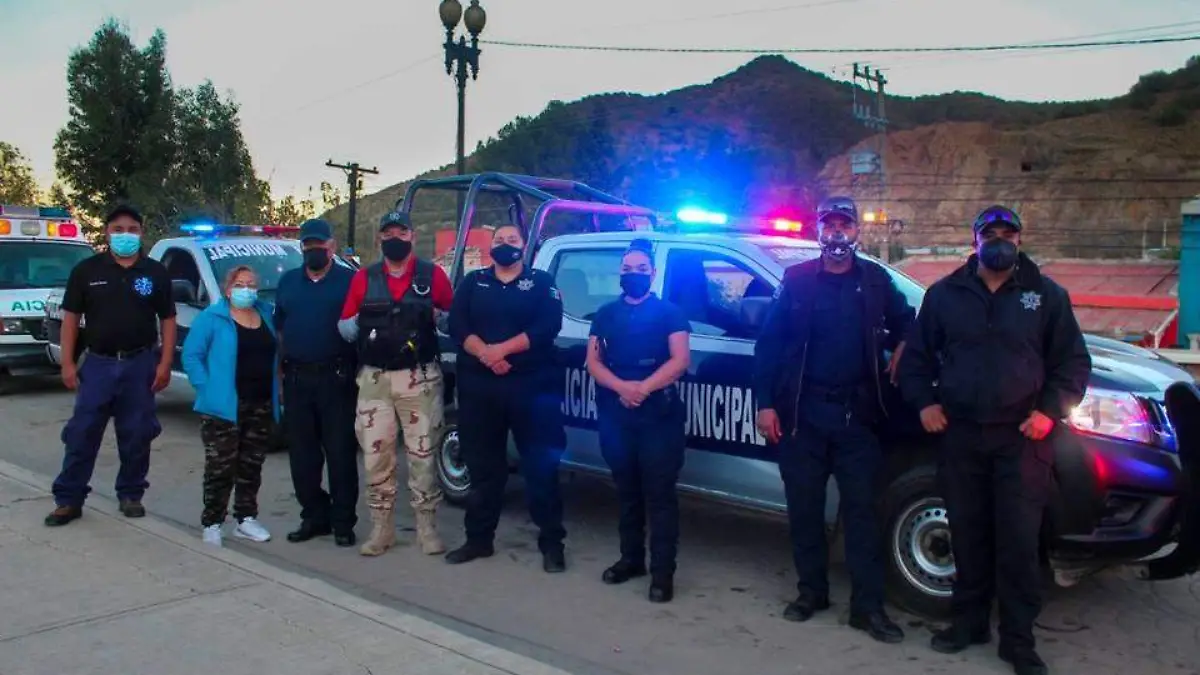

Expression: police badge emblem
xmin=518 ymin=278 xmax=534 ymax=291
xmin=1020 ymin=291 xmax=1042 ymax=311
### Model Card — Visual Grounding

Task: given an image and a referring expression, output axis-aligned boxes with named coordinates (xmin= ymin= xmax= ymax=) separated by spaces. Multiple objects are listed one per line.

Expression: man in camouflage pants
xmin=339 ymin=212 xmax=455 ymax=556
xmin=201 ymin=401 xmax=272 ymax=534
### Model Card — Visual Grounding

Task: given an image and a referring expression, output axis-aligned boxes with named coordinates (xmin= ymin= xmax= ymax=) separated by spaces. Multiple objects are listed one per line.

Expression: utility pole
xmin=326 ymin=159 xmax=378 ymax=256
xmin=850 ymin=63 xmax=891 ymax=260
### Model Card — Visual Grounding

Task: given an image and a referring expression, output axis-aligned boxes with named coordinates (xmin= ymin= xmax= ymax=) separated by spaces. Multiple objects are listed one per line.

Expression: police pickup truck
xmin=45 ymin=223 xmax=357 ymax=382
xmin=0 ymin=205 xmax=93 ymax=390
xmin=411 ymin=173 xmax=1200 ymax=619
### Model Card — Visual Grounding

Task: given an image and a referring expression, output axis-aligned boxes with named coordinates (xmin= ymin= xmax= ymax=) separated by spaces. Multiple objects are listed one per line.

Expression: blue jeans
xmin=53 ymin=350 xmax=161 ymax=507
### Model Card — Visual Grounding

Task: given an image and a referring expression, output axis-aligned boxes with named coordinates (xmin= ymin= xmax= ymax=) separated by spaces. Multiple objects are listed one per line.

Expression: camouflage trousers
xmin=200 ymin=400 xmax=272 ymax=527
xmin=354 ymin=364 xmax=444 ymax=517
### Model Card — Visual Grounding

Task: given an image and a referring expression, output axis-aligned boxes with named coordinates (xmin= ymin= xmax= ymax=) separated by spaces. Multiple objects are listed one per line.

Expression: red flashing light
xmin=58 ymin=222 xmax=79 ymax=238
xmin=261 ymin=225 xmax=300 ymax=237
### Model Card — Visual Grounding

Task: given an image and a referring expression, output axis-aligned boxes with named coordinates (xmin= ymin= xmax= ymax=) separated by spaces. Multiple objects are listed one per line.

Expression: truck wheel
xmin=436 ymin=426 xmax=471 ymax=506
xmin=882 ymin=465 xmax=955 ymax=619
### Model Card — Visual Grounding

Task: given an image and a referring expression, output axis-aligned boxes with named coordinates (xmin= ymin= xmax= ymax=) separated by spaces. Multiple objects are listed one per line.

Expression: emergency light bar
xmin=181 ymin=223 xmax=301 ymax=238
xmin=676 ymin=207 xmax=729 ymax=226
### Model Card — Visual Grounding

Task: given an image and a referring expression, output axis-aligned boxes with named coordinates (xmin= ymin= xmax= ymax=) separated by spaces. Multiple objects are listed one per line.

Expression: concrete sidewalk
xmin=0 ymin=461 xmax=572 ymax=675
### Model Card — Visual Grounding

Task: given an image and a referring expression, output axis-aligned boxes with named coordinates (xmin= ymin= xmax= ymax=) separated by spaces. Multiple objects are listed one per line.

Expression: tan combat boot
xmin=359 ymin=509 xmax=396 ymax=557
xmin=415 ymin=510 xmax=445 ymax=555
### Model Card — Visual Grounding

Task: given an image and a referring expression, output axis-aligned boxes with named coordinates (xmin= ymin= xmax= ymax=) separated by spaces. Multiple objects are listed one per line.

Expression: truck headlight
xmin=0 ymin=318 xmax=28 ymax=335
xmin=1067 ymin=388 xmax=1154 ymax=445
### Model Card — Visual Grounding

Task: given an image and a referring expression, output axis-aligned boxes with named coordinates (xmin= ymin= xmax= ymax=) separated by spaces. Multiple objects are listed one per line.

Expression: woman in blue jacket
xmin=182 ymin=265 xmax=279 ymax=547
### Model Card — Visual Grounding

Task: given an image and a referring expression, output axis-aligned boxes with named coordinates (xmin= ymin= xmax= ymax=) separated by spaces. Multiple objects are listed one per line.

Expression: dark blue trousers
xmin=283 ymin=363 xmax=360 ymax=532
xmin=598 ymin=401 xmax=686 ymax=576
xmin=53 ymin=350 xmax=161 ymax=507
xmin=458 ymin=371 xmax=567 ymax=553
xmin=778 ymin=397 xmax=885 ymax=614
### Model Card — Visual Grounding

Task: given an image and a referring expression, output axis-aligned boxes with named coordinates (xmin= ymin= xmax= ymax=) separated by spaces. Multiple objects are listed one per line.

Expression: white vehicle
xmin=0 ymin=205 xmax=93 ymax=388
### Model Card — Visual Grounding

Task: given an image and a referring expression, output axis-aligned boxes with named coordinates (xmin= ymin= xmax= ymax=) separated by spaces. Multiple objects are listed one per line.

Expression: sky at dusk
xmin=1 ymin=0 xmax=1197 ymax=200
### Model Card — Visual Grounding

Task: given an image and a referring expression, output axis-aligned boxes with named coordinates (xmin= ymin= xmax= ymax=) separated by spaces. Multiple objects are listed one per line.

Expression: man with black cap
xmin=275 ymin=218 xmax=359 ymax=547
xmin=339 ymin=210 xmax=453 ymax=557
xmin=898 ymin=205 xmax=1091 ymax=675
xmin=753 ymin=196 xmax=914 ymax=643
xmin=46 ymin=204 xmax=175 ymax=527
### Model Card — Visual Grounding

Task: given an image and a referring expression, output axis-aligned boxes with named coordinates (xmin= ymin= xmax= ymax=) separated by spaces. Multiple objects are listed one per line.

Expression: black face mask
xmin=303 ymin=247 xmax=330 ymax=271
xmin=978 ymin=238 xmax=1019 ymax=271
xmin=620 ymin=273 xmax=652 ymax=299
xmin=491 ymin=243 xmax=523 ymax=267
xmin=381 ymin=238 xmax=412 ymax=262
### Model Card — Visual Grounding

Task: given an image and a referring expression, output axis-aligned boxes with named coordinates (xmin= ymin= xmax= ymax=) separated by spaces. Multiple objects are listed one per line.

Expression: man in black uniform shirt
xmin=898 ymin=205 xmax=1091 ymax=675
xmin=46 ymin=205 xmax=177 ymax=527
xmin=445 ymin=224 xmax=568 ymax=572
xmin=753 ymin=196 xmax=914 ymax=643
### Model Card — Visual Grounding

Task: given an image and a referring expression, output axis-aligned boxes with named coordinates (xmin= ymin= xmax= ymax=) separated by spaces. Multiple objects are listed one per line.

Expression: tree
xmin=0 ymin=142 xmax=40 ymax=204
xmin=170 ymin=81 xmax=262 ymax=223
xmin=268 ymin=195 xmax=316 ymax=227
xmin=54 ymin=20 xmax=176 ymax=232
xmin=320 ymin=181 xmax=344 ymax=211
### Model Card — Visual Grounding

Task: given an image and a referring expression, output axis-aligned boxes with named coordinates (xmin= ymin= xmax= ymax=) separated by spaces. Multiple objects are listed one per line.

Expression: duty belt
xmin=804 ymin=382 xmax=859 ymax=404
xmin=88 ymin=345 xmax=153 ymax=360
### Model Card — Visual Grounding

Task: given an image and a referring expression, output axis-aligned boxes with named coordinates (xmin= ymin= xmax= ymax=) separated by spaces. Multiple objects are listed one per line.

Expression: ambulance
xmin=0 ymin=205 xmax=92 ymax=387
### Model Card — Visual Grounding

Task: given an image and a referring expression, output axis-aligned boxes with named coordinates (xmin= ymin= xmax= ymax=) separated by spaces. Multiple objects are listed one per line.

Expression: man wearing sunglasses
xmin=898 ymin=205 xmax=1090 ymax=675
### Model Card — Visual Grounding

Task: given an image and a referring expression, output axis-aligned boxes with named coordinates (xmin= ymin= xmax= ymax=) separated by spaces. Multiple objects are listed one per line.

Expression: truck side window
xmin=161 ymin=248 xmax=205 ymax=305
xmin=664 ymin=249 xmax=771 ymax=340
xmin=550 ymin=248 xmax=625 ymax=322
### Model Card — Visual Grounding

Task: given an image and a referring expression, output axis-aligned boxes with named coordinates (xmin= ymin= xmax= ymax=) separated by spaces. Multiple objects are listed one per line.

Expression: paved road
xmin=3 ymin=375 xmax=1199 ymax=675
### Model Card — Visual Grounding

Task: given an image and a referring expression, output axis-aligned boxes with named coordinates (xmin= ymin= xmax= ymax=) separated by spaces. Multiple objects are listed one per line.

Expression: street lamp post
xmin=440 ymin=0 xmax=486 ymax=223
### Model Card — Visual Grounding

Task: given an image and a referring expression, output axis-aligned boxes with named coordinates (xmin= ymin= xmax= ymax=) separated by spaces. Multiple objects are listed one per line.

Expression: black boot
xmin=782 ymin=593 xmax=831 ymax=622
xmin=445 ymin=541 xmax=495 ymax=565
xmin=286 ymin=521 xmax=332 ymax=543
xmin=998 ymin=644 xmax=1048 ymax=675
xmin=602 ymin=560 xmax=647 ymax=585
xmin=930 ymin=623 xmax=991 ymax=654
xmin=648 ymin=575 xmax=674 ymax=603
xmin=542 ymin=548 xmax=566 ymax=573
xmin=848 ymin=610 xmax=905 ymax=644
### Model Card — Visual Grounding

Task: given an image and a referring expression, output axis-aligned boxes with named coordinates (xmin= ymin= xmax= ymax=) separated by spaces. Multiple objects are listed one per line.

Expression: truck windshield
xmin=0 ymin=242 xmax=93 ymax=290
xmin=202 ymin=242 xmax=303 ymax=298
xmin=762 ymin=242 xmax=928 ymax=308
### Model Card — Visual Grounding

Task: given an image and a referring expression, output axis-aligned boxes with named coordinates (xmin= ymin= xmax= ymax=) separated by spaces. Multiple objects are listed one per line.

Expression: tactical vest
xmin=356 ymin=259 xmax=439 ymax=371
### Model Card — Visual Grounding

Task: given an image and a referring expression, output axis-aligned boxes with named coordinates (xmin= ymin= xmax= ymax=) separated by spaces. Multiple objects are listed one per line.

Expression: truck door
xmin=539 ymin=241 xmax=633 ymax=468
xmin=657 ymin=242 xmax=788 ymax=512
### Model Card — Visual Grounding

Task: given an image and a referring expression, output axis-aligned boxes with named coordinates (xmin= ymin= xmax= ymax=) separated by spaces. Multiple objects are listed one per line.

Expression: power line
xmin=479 ymin=34 xmax=1200 ymax=56
xmin=262 ymin=53 xmax=440 ymax=123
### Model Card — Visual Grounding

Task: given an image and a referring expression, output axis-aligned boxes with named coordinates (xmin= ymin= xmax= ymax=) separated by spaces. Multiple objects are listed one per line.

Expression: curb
xmin=0 ymin=458 xmax=573 ymax=675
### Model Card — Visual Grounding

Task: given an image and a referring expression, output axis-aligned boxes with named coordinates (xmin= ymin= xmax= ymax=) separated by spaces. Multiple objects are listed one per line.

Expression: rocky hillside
xmin=323 ymin=54 xmax=1200 ymax=261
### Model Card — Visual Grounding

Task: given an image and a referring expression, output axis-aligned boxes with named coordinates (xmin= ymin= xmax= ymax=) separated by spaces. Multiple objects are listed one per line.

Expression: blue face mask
xmin=109 ymin=232 xmax=141 ymax=258
xmin=230 ymin=287 xmax=257 ymax=309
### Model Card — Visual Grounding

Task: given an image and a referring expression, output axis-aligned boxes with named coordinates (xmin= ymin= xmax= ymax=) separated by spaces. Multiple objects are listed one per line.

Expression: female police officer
xmin=585 ymin=239 xmax=691 ymax=603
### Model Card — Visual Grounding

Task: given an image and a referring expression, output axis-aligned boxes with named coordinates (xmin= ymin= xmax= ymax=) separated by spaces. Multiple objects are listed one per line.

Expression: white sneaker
xmin=202 ymin=524 xmax=223 ymax=547
xmin=234 ymin=517 xmax=271 ymax=543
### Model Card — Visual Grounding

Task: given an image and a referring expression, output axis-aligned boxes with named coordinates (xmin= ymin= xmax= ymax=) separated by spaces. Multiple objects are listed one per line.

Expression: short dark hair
xmin=623 ymin=238 xmax=655 ymax=267
xmin=104 ymin=204 xmax=144 ymax=227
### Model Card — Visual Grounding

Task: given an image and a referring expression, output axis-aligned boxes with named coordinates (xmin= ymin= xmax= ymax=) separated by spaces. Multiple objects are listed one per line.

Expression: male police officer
xmin=753 ymin=196 xmax=914 ymax=643
xmin=46 ymin=204 xmax=176 ymax=526
xmin=275 ymin=218 xmax=359 ymax=547
xmin=339 ymin=211 xmax=454 ymax=557
xmin=446 ymin=223 xmax=568 ymax=572
xmin=898 ymin=205 xmax=1090 ymax=675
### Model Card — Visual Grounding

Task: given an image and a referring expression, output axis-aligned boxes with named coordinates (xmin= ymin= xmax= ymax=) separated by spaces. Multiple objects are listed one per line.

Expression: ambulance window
xmin=0 ymin=242 xmax=92 ymax=290
xmin=664 ymin=249 xmax=771 ymax=340
xmin=161 ymin=248 xmax=206 ymax=304
xmin=550 ymin=248 xmax=625 ymax=321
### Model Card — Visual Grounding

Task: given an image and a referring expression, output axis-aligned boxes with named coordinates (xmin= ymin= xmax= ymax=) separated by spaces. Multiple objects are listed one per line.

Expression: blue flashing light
xmin=181 ymin=222 xmax=246 ymax=237
xmin=676 ymin=207 xmax=728 ymax=226
xmin=38 ymin=207 xmax=72 ymax=218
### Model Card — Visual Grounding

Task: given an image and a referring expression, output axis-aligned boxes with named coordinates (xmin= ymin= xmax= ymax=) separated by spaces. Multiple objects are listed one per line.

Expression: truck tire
xmin=436 ymin=424 xmax=471 ymax=507
xmin=882 ymin=464 xmax=955 ymax=619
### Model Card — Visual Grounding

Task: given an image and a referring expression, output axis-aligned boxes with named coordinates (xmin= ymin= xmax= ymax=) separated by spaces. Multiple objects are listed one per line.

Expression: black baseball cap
xmin=972 ymin=205 xmax=1023 ymax=234
xmin=816 ymin=196 xmax=858 ymax=225
xmin=380 ymin=211 xmax=412 ymax=231
xmin=104 ymin=204 xmax=143 ymax=226
xmin=298 ymin=219 xmax=333 ymax=242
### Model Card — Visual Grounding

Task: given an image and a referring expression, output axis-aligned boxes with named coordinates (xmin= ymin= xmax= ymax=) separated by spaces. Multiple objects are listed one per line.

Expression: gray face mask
xmin=819 ymin=231 xmax=857 ymax=262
